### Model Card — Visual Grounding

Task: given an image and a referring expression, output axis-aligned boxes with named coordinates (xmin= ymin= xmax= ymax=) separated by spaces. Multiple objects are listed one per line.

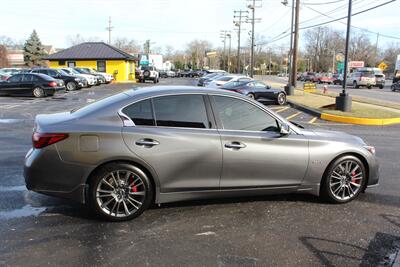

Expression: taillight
xmin=32 ymin=132 xmax=69 ymax=149
xmin=49 ymin=81 xmax=57 ymax=87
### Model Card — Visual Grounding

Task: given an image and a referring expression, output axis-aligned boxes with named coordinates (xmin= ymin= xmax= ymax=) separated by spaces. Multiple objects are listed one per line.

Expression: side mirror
xmin=266 ymin=85 xmax=271 ymax=89
xmin=280 ymin=123 xmax=290 ymax=136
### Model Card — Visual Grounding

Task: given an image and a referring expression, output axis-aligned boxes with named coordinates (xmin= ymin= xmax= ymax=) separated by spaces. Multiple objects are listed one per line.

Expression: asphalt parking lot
xmin=0 ymin=78 xmax=399 ymax=266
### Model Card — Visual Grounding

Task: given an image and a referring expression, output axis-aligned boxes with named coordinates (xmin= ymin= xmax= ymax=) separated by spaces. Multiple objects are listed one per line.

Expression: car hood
xmin=301 ymin=128 xmax=365 ymax=145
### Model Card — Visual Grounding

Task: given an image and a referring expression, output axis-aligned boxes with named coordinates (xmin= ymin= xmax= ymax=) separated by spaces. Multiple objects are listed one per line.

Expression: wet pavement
xmin=0 ymin=78 xmax=399 ymax=266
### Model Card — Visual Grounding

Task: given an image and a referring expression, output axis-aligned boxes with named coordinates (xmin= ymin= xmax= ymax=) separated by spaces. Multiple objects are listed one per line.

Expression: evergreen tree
xmin=23 ymin=30 xmax=45 ymax=67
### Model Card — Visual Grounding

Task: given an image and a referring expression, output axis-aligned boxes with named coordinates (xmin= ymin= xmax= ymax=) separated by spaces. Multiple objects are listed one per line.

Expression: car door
xmin=1 ymin=74 xmax=23 ymax=95
xmin=121 ymin=94 xmax=222 ymax=193
xmin=20 ymin=74 xmax=35 ymax=94
xmin=211 ymin=95 xmax=309 ymax=188
xmin=253 ymin=81 xmax=274 ymax=100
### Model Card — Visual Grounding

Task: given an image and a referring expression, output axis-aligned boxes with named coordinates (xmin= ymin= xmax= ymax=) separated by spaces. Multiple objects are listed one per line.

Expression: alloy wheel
xmin=96 ymin=170 xmax=146 ymax=218
xmin=329 ymin=160 xmax=363 ymax=201
xmin=277 ymin=93 xmax=286 ymax=105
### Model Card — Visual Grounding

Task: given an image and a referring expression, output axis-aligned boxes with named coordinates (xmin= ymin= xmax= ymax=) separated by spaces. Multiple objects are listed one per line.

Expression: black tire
xmin=276 ymin=93 xmax=286 ymax=105
xmin=367 ymin=86 xmax=372 ymax=89
xmin=153 ymin=78 xmax=157 ymax=84
xmin=66 ymin=82 xmax=77 ymax=91
xmin=88 ymin=162 xmax=154 ymax=222
xmin=379 ymin=85 xmax=383 ymax=89
xmin=320 ymin=155 xmax=366 ymax=204
xmin=32 ymin=87 xmax=45 ymax=98
xmin=247 ymin=93 xmax=255 ymax=100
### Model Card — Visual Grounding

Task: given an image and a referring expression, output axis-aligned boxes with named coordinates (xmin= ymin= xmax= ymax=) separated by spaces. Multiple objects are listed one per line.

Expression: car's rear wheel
xmin=32 ymin=87 xmax=45 ymax=98
xmin=89 ymin=163 xmax=153 ymax=221
xmin=277 ymin=93 xmax=286 ymax=105
xmin=321 ymin=155 xmax=366 ymax=204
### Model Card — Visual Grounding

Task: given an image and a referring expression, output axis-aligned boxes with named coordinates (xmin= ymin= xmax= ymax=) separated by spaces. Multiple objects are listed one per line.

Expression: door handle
xmin=224 ymin=141 xmax=246 ymax=149
xmin=135 ymin=139 xmax=159 ymax=147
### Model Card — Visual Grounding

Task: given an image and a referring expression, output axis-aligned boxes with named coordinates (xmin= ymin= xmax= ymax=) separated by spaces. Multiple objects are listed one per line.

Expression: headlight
xmin=363 ymin=145 xmax=376 ymax=155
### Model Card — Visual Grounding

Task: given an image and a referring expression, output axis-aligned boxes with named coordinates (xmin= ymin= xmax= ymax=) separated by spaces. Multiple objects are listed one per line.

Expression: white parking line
xmin=1 ymin=104 xmax=20 ymax=109
xmin=308 ymin=117 xmax=318 ymax=124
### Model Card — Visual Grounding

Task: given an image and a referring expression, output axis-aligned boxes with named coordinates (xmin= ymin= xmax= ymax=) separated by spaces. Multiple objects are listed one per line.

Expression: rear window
xmin=216 ymin=76 xmax=234 ymax=82
xmin=71 ymin=93 xmax=128 ymax=115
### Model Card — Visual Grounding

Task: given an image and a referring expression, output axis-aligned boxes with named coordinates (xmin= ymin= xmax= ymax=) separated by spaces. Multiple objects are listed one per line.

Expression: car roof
xmin=125 ymin=85 xmax=241 ymax=99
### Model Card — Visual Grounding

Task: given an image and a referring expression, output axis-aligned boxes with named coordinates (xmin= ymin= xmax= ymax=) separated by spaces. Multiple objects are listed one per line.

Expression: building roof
xmin=43 ymin=42 xmax=137 ymax=61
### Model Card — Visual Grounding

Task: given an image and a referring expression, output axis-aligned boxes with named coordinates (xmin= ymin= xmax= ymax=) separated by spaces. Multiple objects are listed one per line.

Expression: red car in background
xmin=319 ymin=73 xmax=333 ymax=84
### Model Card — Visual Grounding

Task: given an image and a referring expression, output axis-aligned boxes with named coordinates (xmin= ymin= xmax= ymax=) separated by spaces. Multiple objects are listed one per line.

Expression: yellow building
xmin=43 ymin=42 xmax=137 ymax=82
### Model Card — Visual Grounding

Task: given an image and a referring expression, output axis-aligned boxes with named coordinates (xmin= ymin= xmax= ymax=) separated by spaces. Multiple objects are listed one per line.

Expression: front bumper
xmin=24 ymin=147 xmax=92 ymax=203
xmin=366 ymin=154 xmax=379 ymax=187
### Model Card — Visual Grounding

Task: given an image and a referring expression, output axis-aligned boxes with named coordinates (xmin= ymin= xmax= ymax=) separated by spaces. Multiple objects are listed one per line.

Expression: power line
xmin=300 ymin=0 xmax=397 ymax=30
xmin=302 ymin=0 xmax=345 ymax=5
xmin=305 ymin=3 xmax=400 ymax=40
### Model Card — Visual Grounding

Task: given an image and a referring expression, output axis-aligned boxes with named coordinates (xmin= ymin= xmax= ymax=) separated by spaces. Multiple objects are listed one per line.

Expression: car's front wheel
xmin=320 ymin=155 xmax=366 ymax=204
xmin=88 ymin=163 xmax=153 ymax=221
xmin=66 ymin=82 xmax=77 ymax=91
xmin=247 ymin=93 xmax=255 ymax=100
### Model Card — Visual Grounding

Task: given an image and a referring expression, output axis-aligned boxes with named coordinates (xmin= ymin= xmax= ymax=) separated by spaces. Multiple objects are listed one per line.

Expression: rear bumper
xmin=24 ymin=147 xmax=92 ymax=203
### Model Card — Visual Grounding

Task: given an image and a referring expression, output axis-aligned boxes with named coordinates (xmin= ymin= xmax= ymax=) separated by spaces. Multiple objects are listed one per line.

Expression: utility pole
xmin=375 ymin=32 xmax=380 ymax=64
xmin=234 ymin=10 xmax=248 ymax=74
xmin=335 ymin=0 xmax=353 ymax=112
xmin=227 ymin=33 xmax=232 ymax=72
xmin=220 ymin=30 xmax=230 ymax=71
xmin=282 ymin=0 xmax=295 ymax=95
xmin=106 ymin=16 xmax=114 ymax=44
xmin=291 ymin=0 xmax=300 ymax=90
xmin=247 ymin=0 xmax=262 ymax=78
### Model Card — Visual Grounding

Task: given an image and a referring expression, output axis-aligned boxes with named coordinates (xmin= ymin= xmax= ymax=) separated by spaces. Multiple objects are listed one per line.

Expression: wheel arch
xmin=321 ymin=152 xmax=370 ymax=193
xmin=85 ymin=159 xmax=160 ymax=203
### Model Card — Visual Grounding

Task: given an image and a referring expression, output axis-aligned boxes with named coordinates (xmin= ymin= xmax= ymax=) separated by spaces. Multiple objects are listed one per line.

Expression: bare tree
xmin=381 ymin=42 xmax=400 ymax=74
xmin=186 ymin=39 xmax=212 ymax=69
xmin=66 ymin=34 xmax=101 ymax=46
xmin=349 ymin=32 xmax=375 ymax=67
xmin=113 ymin=38 xmax=140 ymax=54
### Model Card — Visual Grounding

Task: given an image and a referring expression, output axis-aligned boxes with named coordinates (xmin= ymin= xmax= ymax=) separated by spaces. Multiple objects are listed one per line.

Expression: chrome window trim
xmin=117 ymin=91 xmax=300 ymax=134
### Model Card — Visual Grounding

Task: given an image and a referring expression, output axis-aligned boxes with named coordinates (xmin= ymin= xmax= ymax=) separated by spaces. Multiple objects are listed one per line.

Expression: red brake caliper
xmin=351 ymin=171 xmax=358 ymax=184
xmin=130 ymin=175 xmax=138 ymax=192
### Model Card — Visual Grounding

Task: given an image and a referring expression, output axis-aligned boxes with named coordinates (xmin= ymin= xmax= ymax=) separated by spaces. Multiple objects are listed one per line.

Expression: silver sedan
xmin=24 ymin=86 xmax=379 ymax=221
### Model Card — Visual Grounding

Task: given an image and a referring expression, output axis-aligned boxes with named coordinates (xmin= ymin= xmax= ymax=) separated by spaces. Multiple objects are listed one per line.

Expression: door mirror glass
xmin=280 ymin=123 xmax=290 ymax=135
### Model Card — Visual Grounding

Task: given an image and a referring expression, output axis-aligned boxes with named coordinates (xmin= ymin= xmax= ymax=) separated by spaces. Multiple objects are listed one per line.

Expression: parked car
xmin=74 ymin=68 xmax=105 ymax=85
xmin=198 ymin=73 xmax=226 ymax=87
xmin=0 ymin=72 xmax=10 ymax=81
xmin=370 ymin=68 xmax=385 ymax=89
xmin=0 ymin=73 xmax=64 ymax=97
xmin=79 ymin=68 xmax=113 ymax=83
xmin=332 ymin=74 xmax=343 ymax=85
xmin=221 ymin=80 xmax=287 ymax=105
xmin=167 ymin=70 xmax=176 ymax=78
xmin=318 ymin=73 xmax=333 ymax=84
xmin=59 ymin=68 xmax=97 ymax=87
xmin=347 ymin=69 xmax=376 ymax=89
xmin=0 ymin=68 xmax=22 ymax=75
xmin=24 ymin=86 xmax=379 ymax=221
xmin=31 ymin=68 xmax=85 ymax=91
xmin=159 ymin=70 xmax=168 ymax=78
xmin=206 ymin=75 xmax=251 ymax=88
xmin=302 ymin=72 xmax=316 ymax=82
xmin=137 ymin=66 xmax=159 ymax=83
xmin=391 ymin=81 xmax=400 ymax=92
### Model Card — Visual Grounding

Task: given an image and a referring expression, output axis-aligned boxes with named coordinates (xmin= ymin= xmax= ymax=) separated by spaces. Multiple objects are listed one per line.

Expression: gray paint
xmin=24 ymin=86 xmax=379 ymax=204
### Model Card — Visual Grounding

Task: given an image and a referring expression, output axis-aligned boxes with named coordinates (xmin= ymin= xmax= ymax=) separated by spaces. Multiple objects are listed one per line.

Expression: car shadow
xmin=299 ymin=214 xmax=400 ymax=266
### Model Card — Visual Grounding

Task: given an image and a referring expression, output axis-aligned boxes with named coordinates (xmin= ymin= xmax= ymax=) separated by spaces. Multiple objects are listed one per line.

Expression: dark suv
xmin=31 ymin=68 xmax=86 ymax=91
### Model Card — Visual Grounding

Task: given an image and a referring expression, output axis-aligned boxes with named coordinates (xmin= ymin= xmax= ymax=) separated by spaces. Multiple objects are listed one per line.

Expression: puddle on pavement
xmin=0 ymin=119 xmax=23 ymax=124
xmin=0 ymin=204 xmax=46 ymax=219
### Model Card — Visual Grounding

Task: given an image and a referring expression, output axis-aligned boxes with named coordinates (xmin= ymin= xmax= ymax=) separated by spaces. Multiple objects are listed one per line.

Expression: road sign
xmin=349 ymin=61 xmax=364 ymax=68
xmin=378 ymin=61 xmax=388 ymax=71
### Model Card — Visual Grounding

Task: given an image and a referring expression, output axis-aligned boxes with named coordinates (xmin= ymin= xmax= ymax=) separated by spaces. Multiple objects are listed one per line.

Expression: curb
xmin=287 ymin=100 xmax=400 ymax=126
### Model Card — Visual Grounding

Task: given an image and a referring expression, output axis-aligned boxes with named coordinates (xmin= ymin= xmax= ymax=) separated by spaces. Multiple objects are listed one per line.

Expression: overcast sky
xmin=1 ymin=0 xmax=399 ymax=52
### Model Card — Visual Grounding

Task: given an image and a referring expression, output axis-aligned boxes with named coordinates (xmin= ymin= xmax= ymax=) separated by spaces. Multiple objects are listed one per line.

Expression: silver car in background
xmin=24 ymin=86 xmax=379 ymax=221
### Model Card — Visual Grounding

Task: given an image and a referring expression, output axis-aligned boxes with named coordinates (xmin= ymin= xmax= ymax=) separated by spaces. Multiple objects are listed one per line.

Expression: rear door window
xmin=153 ymin=95 xmax=210 ymax=129
xmin=8 ymin=74 xmax=22 ymax=82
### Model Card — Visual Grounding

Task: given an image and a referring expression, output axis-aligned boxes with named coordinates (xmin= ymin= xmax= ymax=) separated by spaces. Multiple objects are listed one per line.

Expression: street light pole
xmin=335 ymin=0 xmax=353 ymax=112
xmin=283 ymin=0 xmax=295 ymax=95
xmin=227 ymin=33 xmax=232 ymax=73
